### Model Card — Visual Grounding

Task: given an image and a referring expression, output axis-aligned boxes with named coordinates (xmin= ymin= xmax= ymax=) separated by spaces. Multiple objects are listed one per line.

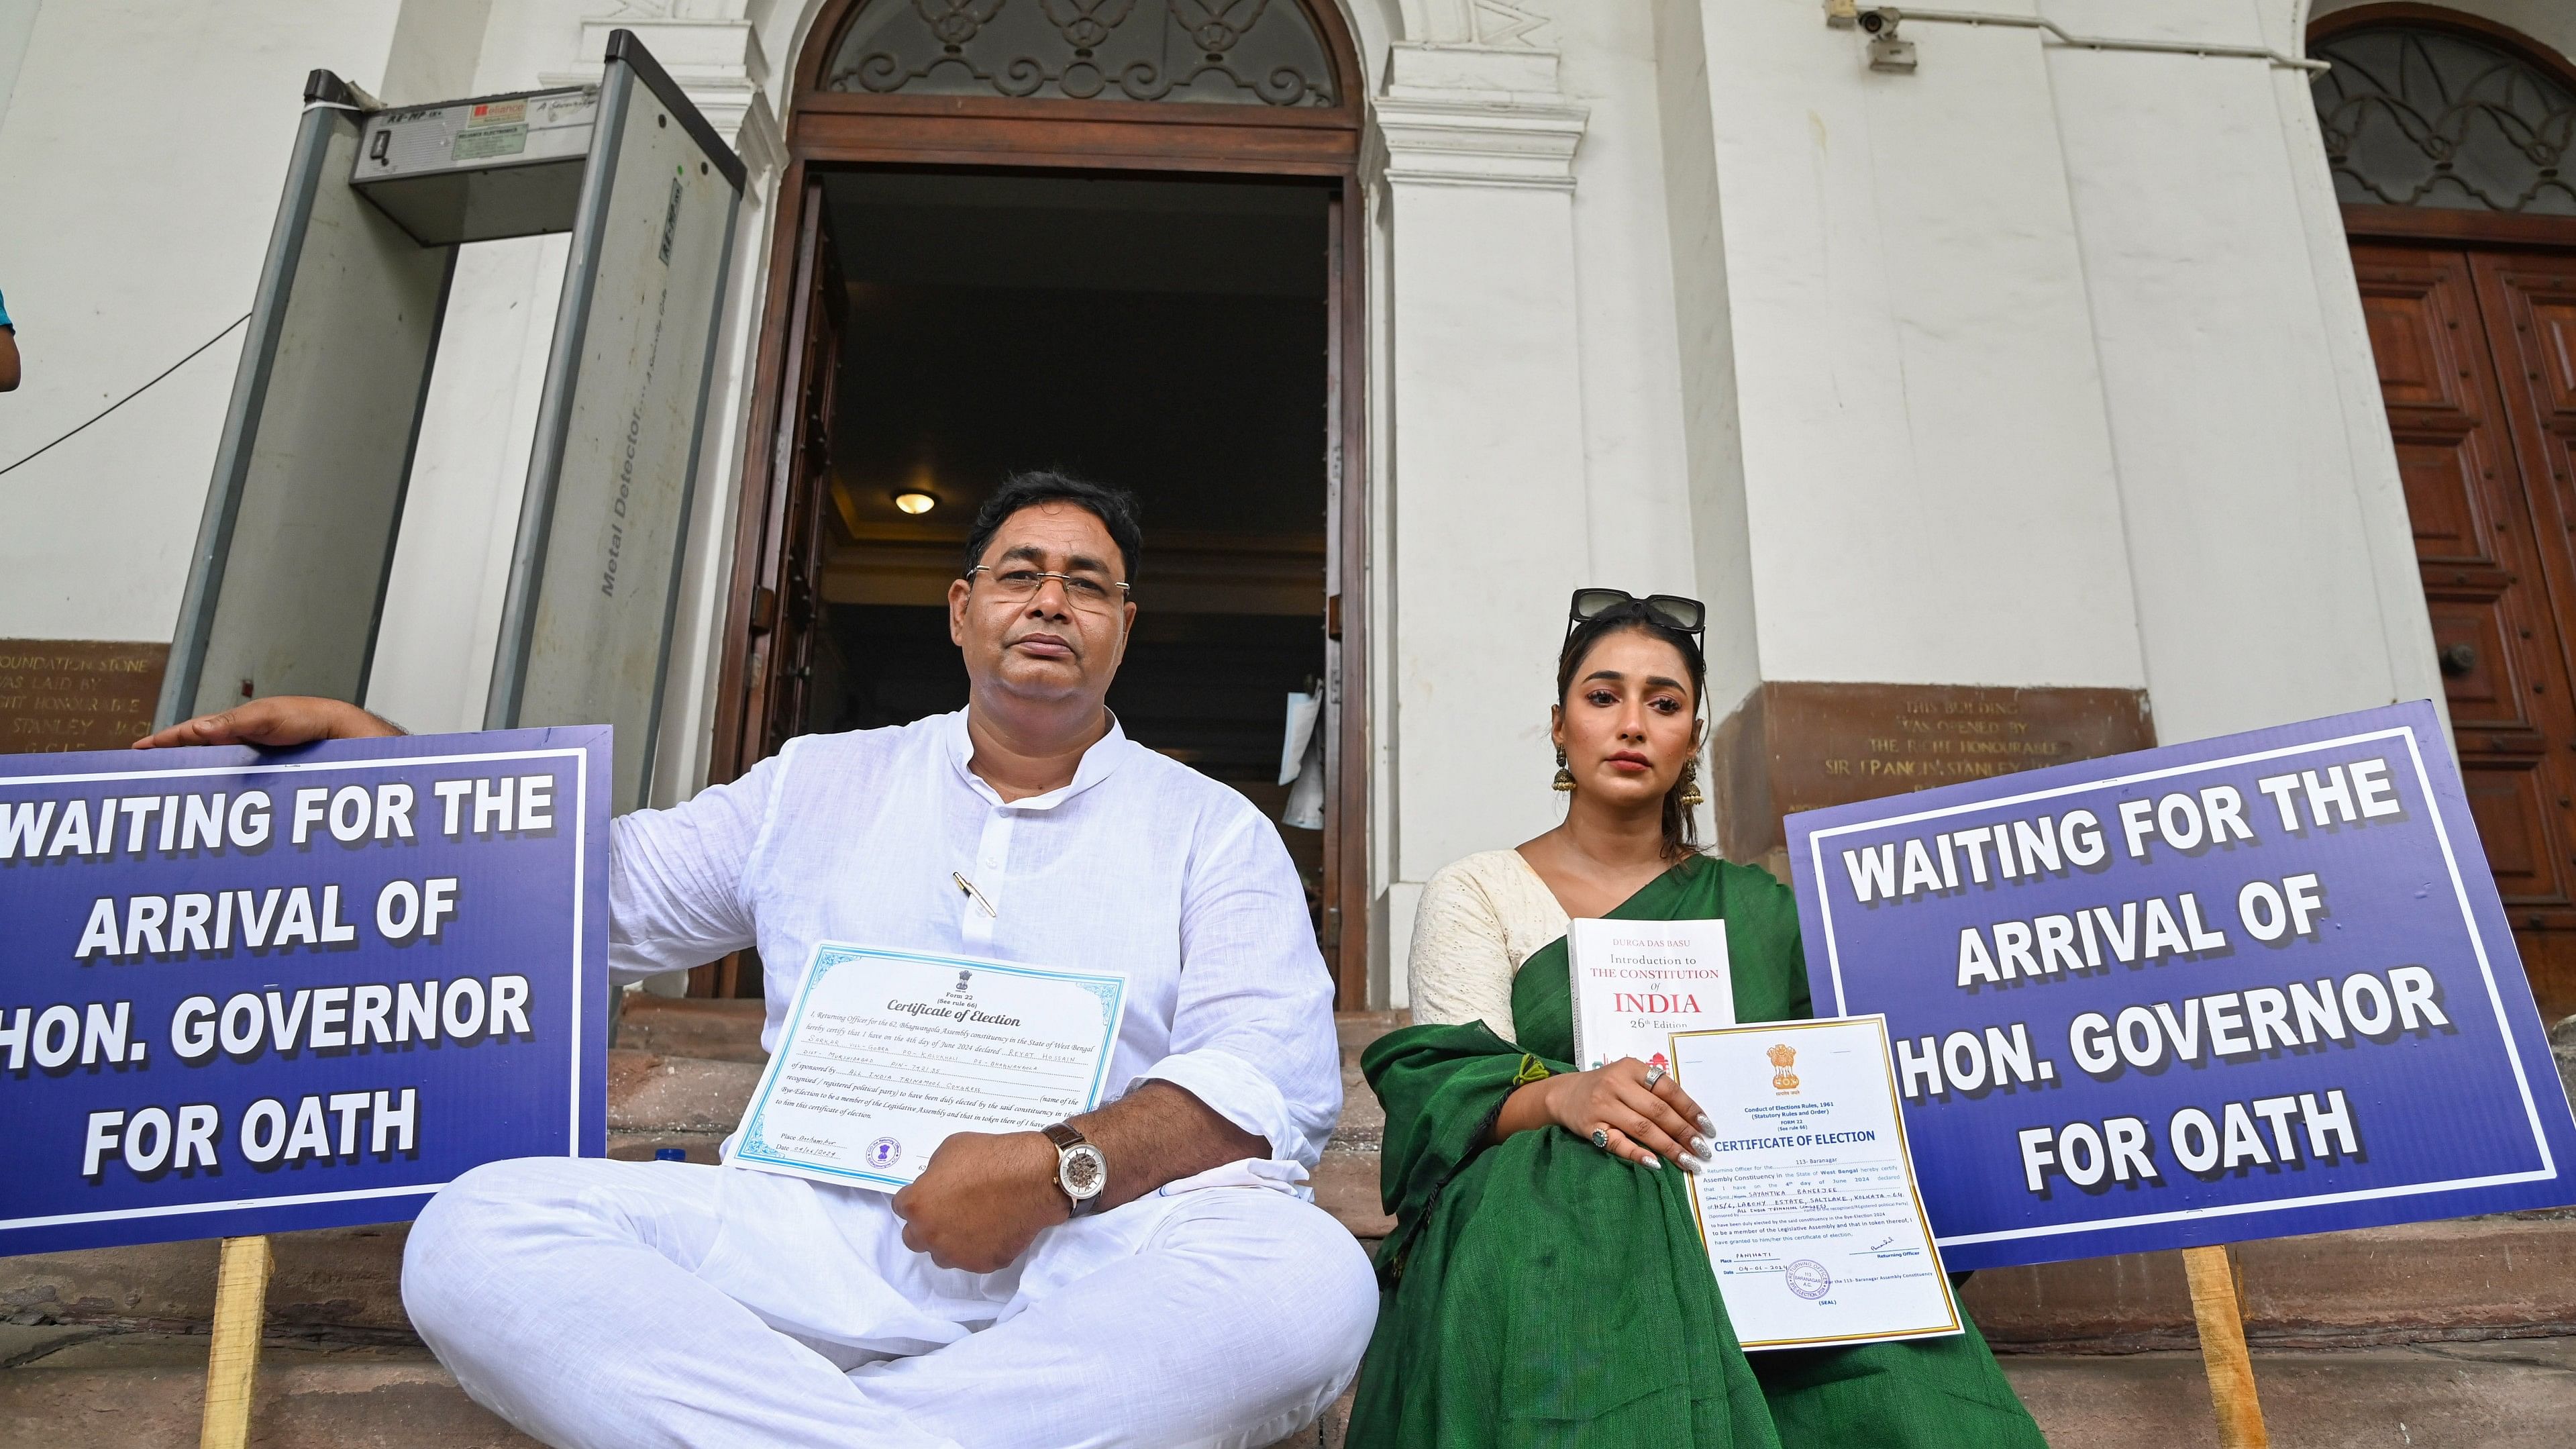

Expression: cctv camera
xmin=1858 ymin=8 xmax=1894 ymax=33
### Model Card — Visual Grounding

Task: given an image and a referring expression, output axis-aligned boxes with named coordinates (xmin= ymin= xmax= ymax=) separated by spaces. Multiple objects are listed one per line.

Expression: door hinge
xmin=1323 ymin=904 xmax=1342 ymax=951
xmin=749 ymin=585 xmax=778 ymax=634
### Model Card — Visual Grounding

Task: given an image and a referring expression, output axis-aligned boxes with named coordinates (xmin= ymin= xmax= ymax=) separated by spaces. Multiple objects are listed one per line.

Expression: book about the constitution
xmin=1567 ymin=917 xmax=1737 ymax=1072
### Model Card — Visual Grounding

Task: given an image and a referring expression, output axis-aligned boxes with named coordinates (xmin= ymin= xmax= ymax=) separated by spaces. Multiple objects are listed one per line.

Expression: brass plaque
xmin=1714 ymin=682 xmax=2153 ymax=858
xmin=0 ymin=640 xmax=170 ymax=754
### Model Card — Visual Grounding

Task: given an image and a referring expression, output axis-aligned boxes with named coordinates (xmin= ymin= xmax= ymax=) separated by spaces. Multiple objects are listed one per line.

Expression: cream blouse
xmin=1406 ymin=850 xmax=1571 ymax=1040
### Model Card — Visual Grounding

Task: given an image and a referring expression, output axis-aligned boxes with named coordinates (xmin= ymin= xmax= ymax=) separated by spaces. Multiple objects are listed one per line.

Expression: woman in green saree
xmin=1348 ymin=589 xmax=2046 ymax=1447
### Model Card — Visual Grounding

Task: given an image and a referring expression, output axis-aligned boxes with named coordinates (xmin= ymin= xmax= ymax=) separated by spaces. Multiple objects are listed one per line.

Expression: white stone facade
xmin=0 ymin=1 xmax=2518 ymax=1007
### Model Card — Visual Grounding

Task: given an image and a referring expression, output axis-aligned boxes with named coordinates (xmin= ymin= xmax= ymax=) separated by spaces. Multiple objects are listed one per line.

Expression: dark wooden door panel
xmin=2359 ymin=264 xmax=2477 ymax=412
xmin=2524 ymin=290 xmax=2576 ymax=413
xmin=2465 ymin=760 xmax=2555 ymax=896
xmin=691 ymin=184 xmax=845 ymax=998
xmin=2393 ymin=433 xmax=2490 ymax=560
xmin=2472 ymin=253 xmax=2576 ymax=930
xmin=2423 ymin=599 xmax=2514 ymax=721
xmin=2357 ymin=243 xmax=2576 ymax=1013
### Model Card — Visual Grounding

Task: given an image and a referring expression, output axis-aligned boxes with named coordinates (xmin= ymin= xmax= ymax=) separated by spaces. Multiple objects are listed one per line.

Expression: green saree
xmin=1347 ymin=856 xmax=2045 ymax=1448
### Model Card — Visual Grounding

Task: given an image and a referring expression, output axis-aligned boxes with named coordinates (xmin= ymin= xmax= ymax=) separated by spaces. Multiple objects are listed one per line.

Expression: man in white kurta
xmin=144 ymin=476 xmax=1379 ymax=1448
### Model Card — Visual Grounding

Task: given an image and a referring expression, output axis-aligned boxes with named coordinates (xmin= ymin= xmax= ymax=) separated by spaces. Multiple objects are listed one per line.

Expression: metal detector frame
xmin=160 ymin=32 xmax=745 ymax=811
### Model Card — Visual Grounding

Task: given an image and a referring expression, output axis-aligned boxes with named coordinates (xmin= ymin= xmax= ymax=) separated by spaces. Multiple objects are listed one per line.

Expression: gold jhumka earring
xmin=1677 ymin=761 xmax=1705 ymax=809
xmin=1552 ymin=748 xmax=1576 ymax=792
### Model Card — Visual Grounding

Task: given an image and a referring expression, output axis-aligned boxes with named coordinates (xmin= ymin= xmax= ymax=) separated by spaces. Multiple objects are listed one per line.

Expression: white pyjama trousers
xmin=401 ymin=1157 xmax=1380 ymax=1449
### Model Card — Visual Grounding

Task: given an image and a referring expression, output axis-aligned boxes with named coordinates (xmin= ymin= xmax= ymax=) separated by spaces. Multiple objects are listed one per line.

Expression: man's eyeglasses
xmin=1567 ymin=588 xmax=1706 ymax=638
xmin=967 ymin=566 xmax=1131 ymax=613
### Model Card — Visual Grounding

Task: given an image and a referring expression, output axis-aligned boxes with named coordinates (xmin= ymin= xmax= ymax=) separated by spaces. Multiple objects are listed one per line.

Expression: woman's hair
xmin=1556 ymin=606 xmax=1708 ymax=860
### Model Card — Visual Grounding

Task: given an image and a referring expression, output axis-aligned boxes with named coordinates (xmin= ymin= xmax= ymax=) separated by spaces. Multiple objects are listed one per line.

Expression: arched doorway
xmin=701 ymin=0 xmax=1372 ymax=1002
xmin=2315 ymin=6 xmax=2576 ymax=1012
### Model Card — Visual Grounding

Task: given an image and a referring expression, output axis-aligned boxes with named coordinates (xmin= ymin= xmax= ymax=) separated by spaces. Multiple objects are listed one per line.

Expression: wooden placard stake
xmin=198 ymin=1234 xmax=274 ymax=1449
xmin=2180 ymin=1243 xmax=2269 ymax=1448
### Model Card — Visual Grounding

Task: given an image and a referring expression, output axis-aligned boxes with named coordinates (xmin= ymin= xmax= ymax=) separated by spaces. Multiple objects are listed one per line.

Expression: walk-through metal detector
xmin=158 ymin=30 xmax=745 ymax=811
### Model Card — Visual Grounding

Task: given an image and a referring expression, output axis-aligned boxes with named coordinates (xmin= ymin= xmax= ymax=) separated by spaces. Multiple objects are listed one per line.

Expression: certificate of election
xmin=729 ymin=943 xmax=1129 ymax=1191
xmin=1671 ymin=1016 xmax=1960 ymax=1349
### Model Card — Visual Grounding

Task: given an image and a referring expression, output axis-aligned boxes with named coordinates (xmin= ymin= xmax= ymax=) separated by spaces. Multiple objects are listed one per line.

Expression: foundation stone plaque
xmin=1716 ymin=683 xmax=2152 ymax=860
xmin=0 ymin=641 xmax=169 ymax=755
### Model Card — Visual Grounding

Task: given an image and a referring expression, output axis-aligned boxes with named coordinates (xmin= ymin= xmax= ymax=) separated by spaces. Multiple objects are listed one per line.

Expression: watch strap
xmin=1041 ymin=1121 xmax=1087 ymax=1153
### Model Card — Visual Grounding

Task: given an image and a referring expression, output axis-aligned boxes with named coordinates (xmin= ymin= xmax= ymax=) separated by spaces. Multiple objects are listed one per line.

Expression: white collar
xmin=940 ymin=707 xmax=1131 ymax=811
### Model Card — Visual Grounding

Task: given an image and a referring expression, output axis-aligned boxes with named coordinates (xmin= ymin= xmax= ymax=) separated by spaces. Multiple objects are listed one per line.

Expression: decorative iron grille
xmin=823 ymin=0 xmax=1337 ymax=107
xmin=2312 ymin=25 xmax=2576 ymax=215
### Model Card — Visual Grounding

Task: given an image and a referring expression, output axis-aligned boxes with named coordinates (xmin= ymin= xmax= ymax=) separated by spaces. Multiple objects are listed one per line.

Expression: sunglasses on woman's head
xmin=1567 ymin=589 xmax=1706 ymax=638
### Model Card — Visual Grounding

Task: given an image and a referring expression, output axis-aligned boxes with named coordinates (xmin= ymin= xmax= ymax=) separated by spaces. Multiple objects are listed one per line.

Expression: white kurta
xmin=401 ymin=711 xmax=1377 ymax=1449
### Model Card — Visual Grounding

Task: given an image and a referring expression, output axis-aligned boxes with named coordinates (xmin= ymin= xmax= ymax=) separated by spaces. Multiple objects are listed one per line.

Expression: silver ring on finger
xmin=1591 ymin=1128 xmax=1611 ymax=1151
xmin=1643 ymin=1062 xmax=1667 ymax=1089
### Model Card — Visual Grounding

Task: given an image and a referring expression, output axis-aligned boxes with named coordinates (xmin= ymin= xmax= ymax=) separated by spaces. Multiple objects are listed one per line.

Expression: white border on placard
xmin=1802 ymin=721 xmax=2558 ymax=1252
xmin=0 ymin=744 xmax=594 ymax=1234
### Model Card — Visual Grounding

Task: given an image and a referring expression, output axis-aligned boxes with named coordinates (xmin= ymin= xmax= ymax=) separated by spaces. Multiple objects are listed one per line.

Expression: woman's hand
xmin=1494 ymin=1056 xmax=1716 ymax=1170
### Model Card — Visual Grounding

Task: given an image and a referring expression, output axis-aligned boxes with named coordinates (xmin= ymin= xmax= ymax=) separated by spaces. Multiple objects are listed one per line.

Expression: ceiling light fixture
xmin=892 ymin=490 xmax=937 ymax=515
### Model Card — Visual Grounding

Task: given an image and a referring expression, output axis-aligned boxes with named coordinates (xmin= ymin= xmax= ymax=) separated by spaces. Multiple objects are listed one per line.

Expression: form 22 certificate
xmin=729 ymin=943 xmax=1129 ymax=1191
xmin=1671 ymin=1016 xmax=1960 ymax=1349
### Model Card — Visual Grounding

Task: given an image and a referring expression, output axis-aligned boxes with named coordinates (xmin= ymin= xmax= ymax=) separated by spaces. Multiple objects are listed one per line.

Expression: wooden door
xmin=690 ymin=186 xmax=841 ymax=997
xmin=709 ymin=0 xmax=1370 ymax=1003
xmin=1321 ymin=187 xmax=1369 ymax=1007
xmin=2355 ymin=242 xmax=2576 ymax=1013
xmin=743 ymin=184 xmax=846 ymax=767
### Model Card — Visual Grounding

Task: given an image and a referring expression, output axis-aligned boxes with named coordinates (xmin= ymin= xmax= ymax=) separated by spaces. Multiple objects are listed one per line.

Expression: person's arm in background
xmin=0 ymin=287 xmax=17 ymax=391
xmin=134 ymin=695 xmax=401 ymax=749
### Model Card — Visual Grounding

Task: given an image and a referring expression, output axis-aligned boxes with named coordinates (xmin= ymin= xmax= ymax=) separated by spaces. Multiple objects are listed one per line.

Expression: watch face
xmin=1060 ymin=1143 xmax=1107 ymax=1200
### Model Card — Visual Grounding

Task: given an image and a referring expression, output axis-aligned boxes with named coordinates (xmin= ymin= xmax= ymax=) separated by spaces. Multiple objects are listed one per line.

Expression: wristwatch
xmin=1041 ymin=1121 xmax=1108 ymax=1216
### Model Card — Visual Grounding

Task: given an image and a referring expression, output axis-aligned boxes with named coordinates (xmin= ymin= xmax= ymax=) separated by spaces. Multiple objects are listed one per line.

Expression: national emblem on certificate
xmin=729 ymin=943 xmax=1129 ymax=1190
xmin=1671 ymin=1016 xmax=1961 ymax=1350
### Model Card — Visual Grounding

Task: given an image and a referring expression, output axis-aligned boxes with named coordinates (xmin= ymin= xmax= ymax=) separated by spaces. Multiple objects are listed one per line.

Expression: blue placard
xmin=0 ymin=728 xmax=609 ymax=1254
xmin=1786 ymin=701 xmax=2576 ymax=1270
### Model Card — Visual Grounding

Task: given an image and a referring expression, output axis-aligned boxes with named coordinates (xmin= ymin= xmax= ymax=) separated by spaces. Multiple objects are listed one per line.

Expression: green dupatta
xmin=1346 ymin=855 xmax=2044 ymax=1448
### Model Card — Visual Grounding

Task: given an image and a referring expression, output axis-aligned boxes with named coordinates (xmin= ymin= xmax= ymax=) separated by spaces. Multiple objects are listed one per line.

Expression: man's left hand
xmin=890 ymin=1130 xmax=1068 ymax=1272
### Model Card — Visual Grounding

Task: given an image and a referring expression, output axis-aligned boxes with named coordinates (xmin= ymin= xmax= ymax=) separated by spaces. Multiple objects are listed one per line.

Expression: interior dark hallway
xmin=794 ymin=170 xmax=1335 ymax=937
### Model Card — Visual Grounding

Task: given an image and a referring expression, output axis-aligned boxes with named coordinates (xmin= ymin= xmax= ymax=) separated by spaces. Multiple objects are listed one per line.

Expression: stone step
xmin=2 ymin=1225 xmax=417 ymax=1340
xmin=0 ymin=1328 xmax=1335 ymax=1448
xmin=0 ymin=1333 xmax=536 ymax=1446
xmin=19 ymin=1207 xmax=2561 ymax=1364
xmin=604 ymin=1047 xmax=764 ymax=1142
xmin=1964 ymin=1213 xmax=2576 ymax=1352
xmin=613 ymin=993 xmax=770 ymax=1063
xmin=1996 ymin=1338 xmax=2576 ymax=1448
xmin=8 ymin=1327 xmax=2575 ymax=1448
xmin=1319 ymin=1010 xmax=1401 ymax=1241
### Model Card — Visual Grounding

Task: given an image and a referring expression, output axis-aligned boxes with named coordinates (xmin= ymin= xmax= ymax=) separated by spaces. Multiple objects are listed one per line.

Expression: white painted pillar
xmin=1374 ymin=44 xmax=1588 ymax=1005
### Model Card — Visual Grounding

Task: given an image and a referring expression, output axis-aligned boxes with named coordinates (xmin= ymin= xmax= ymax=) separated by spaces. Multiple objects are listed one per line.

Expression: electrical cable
xmin=1851 ymin=7 xmax=2329 ymax=70
xmin=0 ymin=311 xmax=252 ymax=479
